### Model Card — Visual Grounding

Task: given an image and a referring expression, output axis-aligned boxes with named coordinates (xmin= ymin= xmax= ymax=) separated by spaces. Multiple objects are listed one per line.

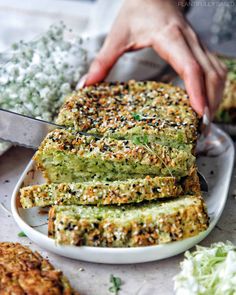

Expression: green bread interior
xmin=53 ymin=195 xmax=203 ymax=219
xmin=50 ymin=195 xmax=209 ymax=247
xmin=60 ymin=117 xmax=196 ymax=148
xmin=37 ymin=148 xmax=195 ymax=183
xmin=20 ymin=176 xmax=184 ymax=208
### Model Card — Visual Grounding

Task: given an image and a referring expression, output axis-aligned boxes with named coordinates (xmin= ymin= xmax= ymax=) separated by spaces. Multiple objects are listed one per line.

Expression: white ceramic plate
xmin=216 ymin=123 xmax=236 ymax=137
xmin=11 ymin=124 xmax=234 ymax=264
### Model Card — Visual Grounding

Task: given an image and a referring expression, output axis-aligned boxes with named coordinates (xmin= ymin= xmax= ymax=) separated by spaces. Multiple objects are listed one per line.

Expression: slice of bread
xmin=34 ymin=129 xmax=196 ymax=183
xmin=20 ymin=176 xmax=184 ymax=208
xmin=48 ymin=195 xmax=209 ymax=247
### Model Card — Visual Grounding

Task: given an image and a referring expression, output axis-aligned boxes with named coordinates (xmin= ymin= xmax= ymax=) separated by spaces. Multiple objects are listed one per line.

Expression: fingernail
xmin=202 ymin=106 xmax=211 ymax=136
xmin=204 ymin=106 xmax=210 ymax=122
xmin=76 ymin=74 xmax=88 ymax=90
xmin=203 ymin=106 xmax=210 ymax=127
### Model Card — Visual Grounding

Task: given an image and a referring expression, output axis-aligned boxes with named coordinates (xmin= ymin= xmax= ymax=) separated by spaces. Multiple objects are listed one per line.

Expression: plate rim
xmin=11 ymin=124 xmax=235 ymax=264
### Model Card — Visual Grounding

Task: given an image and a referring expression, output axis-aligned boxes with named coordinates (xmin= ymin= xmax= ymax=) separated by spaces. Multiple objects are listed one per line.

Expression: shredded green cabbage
xmin=174 ymin=241 xmax=236 ymax=295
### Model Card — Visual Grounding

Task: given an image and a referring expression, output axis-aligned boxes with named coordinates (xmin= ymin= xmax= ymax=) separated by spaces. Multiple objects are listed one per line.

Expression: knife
xmin=0 ymin=108 xmax=60 ymax=149
xmin=0 ymin=108 xmax=208 ymax=192
xmin=0 ymin=108 xmax=101 ymax=149
xmin=0 ymin=75 xmax=93 ymax=149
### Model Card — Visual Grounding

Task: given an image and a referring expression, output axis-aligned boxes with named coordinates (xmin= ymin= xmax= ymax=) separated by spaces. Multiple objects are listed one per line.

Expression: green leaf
xmin=109 ymin=287 xmax=115 ymax=293
xmin=132 ymin=113 xmax=142 ymax=121
xmin=109 ymin=274 xmax=122 ymax=295
xmin=132 ymin=136 xmax=142 ymax=145
xmin=132 ymin=135 xmax=149 ymax=146
xmin=18 ymin=231 xmax=27 ymax=237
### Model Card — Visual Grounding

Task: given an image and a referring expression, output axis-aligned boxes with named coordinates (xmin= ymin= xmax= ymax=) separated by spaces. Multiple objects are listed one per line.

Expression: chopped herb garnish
xmin=132 ymin=135 xmax=149 ymax=145
xmin=132 ymin=135 xmax=174 ymax=177
xmin=132 ymin=113 xmax=155 ymax=121
xmin=18 ymin=231 xmax=27 ymax=237
xmin=109 ymin=274 xmax=122 ymax=295
xmin=132 ymin=113 xmax=142 ymax=121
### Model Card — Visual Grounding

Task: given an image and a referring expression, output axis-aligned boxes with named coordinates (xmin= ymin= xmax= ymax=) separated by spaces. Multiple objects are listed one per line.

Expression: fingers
xmin=152 ymin=25 xmax=206 ymax=116
xmin=183 ymin=27 xmax=227 ymax=115
xmin=152 ymin=23 xmax=227 ymax=117
xmin=205 ymin=50 xmax=227 ymax=78
xmin=203 ymin=51 xmax=227 ymax=115
xmin=85 ymin=36 xmax=125 ymax=85
xmin=204 ymin=51 xmax=227 ymax=113
xmin=85 ymin=2 xmax=132 ymax=87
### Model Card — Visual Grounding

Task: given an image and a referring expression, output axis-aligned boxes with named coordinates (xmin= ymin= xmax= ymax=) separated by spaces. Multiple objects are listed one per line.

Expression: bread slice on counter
xmin=34 ymin=129 xmax=196 ymax=183
xmin=0 ymin=242 xmax=78 ymax=294
xmin=20 ymin=176 xmax=184 ymax=208
xmin=48 ymin=195 xmax=209 ymax=247
xmin=56 ymin=81 xmax=199 ymax=147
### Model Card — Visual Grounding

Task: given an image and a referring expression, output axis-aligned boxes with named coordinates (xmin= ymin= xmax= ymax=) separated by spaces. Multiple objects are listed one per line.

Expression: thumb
xmin=85 ymin=36 xmax=124 ymax=86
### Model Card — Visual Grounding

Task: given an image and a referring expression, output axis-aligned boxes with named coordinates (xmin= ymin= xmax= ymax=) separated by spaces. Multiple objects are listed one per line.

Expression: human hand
xmin=86 ymin=0 xmax=227 ymax=117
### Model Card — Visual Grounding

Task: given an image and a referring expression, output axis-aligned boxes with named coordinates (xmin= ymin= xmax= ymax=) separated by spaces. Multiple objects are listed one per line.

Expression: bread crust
xmin=0 ymin=242 xmax=78 ymax=295
xmin=57 ymin=81 xmax=199 ymax=145
xmin=48 ymin=195 xmax=209 ymax=247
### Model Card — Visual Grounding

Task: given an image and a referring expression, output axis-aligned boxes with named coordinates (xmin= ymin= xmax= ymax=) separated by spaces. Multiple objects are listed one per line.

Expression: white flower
xmin=0 ymin=23 xmax=88 ymax=122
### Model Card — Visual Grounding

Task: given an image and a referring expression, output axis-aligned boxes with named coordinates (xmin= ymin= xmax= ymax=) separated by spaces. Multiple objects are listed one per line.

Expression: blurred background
xmin=0 ymin=0 xmax=235 ymax=54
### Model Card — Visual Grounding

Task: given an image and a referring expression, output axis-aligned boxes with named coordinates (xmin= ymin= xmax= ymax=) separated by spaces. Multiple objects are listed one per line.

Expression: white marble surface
xmin=0 ymin=146 xmax=236 ymax=295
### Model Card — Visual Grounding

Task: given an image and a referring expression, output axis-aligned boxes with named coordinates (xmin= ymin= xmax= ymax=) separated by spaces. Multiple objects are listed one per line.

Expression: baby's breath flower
xmin=0 ymin=22 xmax=88 ymax=151
xmin=0 ymin=23 xmax=88 ymax=122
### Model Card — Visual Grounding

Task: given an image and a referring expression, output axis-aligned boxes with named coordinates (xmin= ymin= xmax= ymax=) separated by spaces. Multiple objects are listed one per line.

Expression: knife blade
xmin=0 ymin=108 xmax=60 ymax=149
xmin=0 ymin=108 xmax=102 ymax=149
xmin=0 ymin=108 xmax=101 ymax=149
